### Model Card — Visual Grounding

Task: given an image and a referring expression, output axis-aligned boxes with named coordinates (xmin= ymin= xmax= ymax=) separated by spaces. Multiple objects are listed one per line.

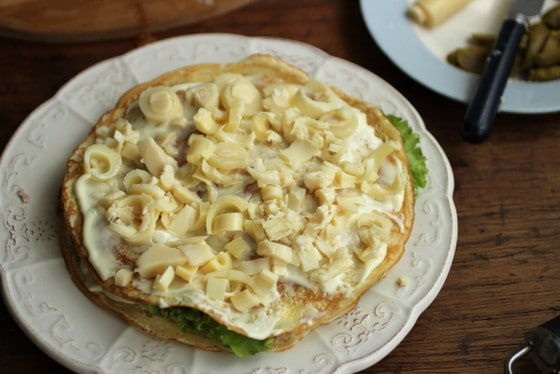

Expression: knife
xmin=460 ymin=0 xmax=545 ymax=143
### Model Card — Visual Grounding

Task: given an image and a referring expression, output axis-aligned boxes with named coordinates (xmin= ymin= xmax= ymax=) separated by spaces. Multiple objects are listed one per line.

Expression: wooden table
xmin=1 ymin=1 xmax=559 ymax=373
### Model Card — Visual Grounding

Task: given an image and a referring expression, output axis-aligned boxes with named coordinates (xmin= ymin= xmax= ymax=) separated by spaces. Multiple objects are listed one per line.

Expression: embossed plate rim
xmin=0 ymin=33 xmax=457 ymax=373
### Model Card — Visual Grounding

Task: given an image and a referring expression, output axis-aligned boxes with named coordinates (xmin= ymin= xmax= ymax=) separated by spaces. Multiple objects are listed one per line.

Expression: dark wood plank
xmin=1 ymin=1 xmax=559 ymax=373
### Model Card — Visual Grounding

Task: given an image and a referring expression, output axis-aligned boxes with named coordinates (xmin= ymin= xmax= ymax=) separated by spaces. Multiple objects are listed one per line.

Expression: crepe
xmin=60 ymin=54 xmax=415 ymax=355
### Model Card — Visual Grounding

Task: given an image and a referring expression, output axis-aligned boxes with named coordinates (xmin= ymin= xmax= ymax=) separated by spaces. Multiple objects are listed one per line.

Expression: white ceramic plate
xmin=0 ymin=34 xmax=457 ymax=373
xmin=360 ymin=0 xmax=560 ymax=114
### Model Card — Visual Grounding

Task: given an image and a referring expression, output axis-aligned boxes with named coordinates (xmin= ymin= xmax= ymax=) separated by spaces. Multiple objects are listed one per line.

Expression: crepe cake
xmin=60 ymin=54 xmax=415 ymax=355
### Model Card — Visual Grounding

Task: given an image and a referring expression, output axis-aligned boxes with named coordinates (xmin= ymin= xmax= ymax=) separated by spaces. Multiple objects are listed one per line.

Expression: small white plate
xmin=0 ymin=33 xmax=457 ymax=373
xmin=360 ymin=0 xmax=560 ymax=113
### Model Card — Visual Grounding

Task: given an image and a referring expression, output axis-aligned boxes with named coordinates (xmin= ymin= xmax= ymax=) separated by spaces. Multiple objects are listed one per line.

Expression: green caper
xmin=447 ymin=45 xmax=491 ymax=74
xmin=528 ymin=65 xmax=560 ymax=81
xmin=533 ymin=31 xmax=560 ymax=67
xmin=542 ymin=4 xmax=560 ymax=29
xmin=522 ymin=22 xmax=550 ymax=70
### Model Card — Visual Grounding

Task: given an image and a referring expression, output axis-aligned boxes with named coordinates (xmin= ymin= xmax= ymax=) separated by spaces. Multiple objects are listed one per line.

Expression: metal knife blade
xmin=510 ymin=0 xmax=545 ymax=18
xmin=461 ymin=0 xmax=545 ymax=143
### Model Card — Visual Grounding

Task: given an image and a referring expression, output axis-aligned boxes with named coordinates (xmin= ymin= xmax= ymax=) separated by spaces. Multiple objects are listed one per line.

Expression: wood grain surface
xmin=0 ymin=0 xmax=256 ymax=42
xmin=1 ymin=1 xmax=559 ymax=373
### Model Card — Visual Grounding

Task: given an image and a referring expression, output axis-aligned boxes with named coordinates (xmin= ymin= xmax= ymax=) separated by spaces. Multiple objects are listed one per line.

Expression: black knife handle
xmin=461 ymin=17 xmax=526 ymax=143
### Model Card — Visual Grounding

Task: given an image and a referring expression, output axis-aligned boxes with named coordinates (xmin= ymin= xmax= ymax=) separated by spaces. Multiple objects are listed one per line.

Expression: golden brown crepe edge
xmin=59 ymin=53 xmax=415 ymax=353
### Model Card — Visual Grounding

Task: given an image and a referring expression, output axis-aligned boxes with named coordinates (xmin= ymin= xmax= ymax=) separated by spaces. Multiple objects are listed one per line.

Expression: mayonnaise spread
xmin=74 ymin=74 xmax=407 ymax=339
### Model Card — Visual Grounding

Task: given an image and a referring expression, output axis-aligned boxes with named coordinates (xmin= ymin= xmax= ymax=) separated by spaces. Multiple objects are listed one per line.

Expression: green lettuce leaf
xmin=146 ymin=305 xmax=273 ymax=357
xmin=386 ymin=115 xmax=428 ymax=194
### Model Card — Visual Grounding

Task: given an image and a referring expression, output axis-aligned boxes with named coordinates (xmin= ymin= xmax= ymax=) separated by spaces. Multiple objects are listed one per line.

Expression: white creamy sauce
xmin=75 ymin=175 xmax=122 ymax=280
xmin=73 ymin=77 xmax=408 ymax=339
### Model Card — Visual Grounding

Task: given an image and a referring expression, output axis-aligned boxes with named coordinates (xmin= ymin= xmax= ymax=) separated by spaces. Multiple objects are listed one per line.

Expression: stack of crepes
xmin=60 ymin=54 xmax=417 ymax=356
